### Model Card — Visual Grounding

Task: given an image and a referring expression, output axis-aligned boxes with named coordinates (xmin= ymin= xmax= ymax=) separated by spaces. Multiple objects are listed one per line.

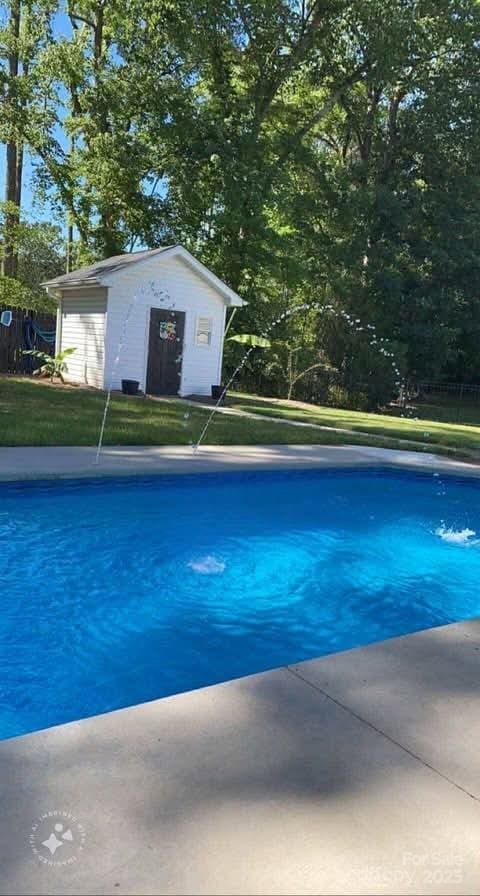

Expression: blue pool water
xmin=1 ymin=467 xmax=480 ymax=740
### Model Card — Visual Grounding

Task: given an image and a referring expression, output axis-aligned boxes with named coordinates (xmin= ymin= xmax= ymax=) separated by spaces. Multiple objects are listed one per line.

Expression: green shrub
xmin=327 ymin=384 xmax=370 ymax=411
xmin=0 ymin=276 xmax=56 ymax=313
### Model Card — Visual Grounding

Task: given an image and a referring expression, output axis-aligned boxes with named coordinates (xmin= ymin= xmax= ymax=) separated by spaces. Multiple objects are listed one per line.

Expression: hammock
xmin=1 ymin=311 xmax=55 ymax=344
xmin=31 ymin=321 xmax=56 ymax=344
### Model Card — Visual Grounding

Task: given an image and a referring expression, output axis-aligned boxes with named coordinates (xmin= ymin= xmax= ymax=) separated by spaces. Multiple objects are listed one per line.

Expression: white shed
xmin=43 ymin=245 xmax=245 ymax=396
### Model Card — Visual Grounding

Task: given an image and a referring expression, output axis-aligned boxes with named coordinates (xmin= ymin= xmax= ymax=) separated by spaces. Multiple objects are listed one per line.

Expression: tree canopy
xmin=2 ymin=0 xmax=480 ymax=399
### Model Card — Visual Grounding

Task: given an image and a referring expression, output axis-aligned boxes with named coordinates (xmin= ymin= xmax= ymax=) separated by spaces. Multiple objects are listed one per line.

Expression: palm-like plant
xmin=23 ymin=347 xmax=76 ymax=383
xmin=264 ymin=341 xmax=338 ymax=400
xmin=227 ymin=333 xmax=271 ymax=348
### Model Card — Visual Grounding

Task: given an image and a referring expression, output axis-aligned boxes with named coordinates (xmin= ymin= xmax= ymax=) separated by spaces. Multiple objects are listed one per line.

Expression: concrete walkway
xmin=1 ymin=442 xmax=479 ymax=481
xmin=179 ymin=396 xmax=458 ymax=455
xmin=0 ymin=619 xmax=479 ymax=895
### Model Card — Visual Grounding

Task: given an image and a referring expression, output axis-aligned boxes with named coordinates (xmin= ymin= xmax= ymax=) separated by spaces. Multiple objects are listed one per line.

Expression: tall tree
xmin=0 ymin=0 xmax=55 ymax=275
xmin=2 ymin=0 xmax=23 ymax=276
xmin=267 ymin=0 xmax=480 ymax=384
xmin=7 ymin=0 xmax=480 ymax=393
xmin=159 ymin=0 xmax=370 ymax=292
xmin=32 ymin=0 xmax=186 ymax=259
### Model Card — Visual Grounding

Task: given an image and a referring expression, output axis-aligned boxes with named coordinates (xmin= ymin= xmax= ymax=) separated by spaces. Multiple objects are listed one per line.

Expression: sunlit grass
xmin=1 ymin=377 xmax=476 ymax=458
xmin=228 ymin=393 xmax=480 ymax=455
xmin=0 ymin=377 xmax=397 ymax=449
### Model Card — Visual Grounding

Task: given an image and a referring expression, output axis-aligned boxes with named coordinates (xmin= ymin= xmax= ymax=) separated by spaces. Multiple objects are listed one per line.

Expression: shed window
xmin=196 ymin=316 xmax=212 ymax=346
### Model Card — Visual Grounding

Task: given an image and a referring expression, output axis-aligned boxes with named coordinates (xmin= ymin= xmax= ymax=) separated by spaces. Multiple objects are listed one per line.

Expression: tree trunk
xmin=94 ymin=4 xmax=119 ymax=258
xmin=66 ymin=132 xmax=75 ymax=272
xmin=66 ymin=222 xmax=74 ymax=272
xmin=3 ymin=0 xmax=22 ymax=278
xmin=3 ymin=145 xmax=19 ymax=277
xmin=68 ymin=3 xmax=115 ymax=259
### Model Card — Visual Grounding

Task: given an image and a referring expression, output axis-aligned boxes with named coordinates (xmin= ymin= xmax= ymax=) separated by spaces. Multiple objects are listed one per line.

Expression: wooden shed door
xmin=146 ymin=308 xmax=185 ymax=395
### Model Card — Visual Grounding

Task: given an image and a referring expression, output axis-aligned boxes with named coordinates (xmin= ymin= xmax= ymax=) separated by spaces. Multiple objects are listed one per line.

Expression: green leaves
xmin=0 ymin=274 xmax=55 ymax=311
xmin=22 ymin=347 xmax=76 ymax=381
xmin=227 ymin=333 xmax=271 ymax=347
xmin=3 ymin=0 xmax=480 ymax=394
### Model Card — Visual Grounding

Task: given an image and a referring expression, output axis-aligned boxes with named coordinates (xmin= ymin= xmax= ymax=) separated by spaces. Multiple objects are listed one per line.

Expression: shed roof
xmin=43 ymin=245 xmax=245 ymax=306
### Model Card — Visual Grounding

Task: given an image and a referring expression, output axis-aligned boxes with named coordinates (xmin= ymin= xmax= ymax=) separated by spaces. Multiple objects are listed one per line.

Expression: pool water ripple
xmin=1 ymin=467 xmax=480 ymax=739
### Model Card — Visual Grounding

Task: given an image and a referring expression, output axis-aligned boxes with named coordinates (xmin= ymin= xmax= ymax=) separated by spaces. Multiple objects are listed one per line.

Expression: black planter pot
xmin=121 ymin=379 xmax=140 ymax=396
xmin=211 ymin=384 xmax=226 ymax=403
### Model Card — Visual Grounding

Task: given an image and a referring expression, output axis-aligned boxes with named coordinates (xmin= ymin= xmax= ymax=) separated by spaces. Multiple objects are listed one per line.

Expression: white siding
xmin=104 ymin=255 xmax=227 ymax=395
xmin=60 ymin=292 xmax=107 ymax=388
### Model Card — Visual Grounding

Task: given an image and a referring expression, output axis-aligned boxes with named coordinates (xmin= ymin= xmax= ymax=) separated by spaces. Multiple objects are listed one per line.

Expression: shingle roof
xmin=42 ymin=246 xmax=175 ymax=288
xmin=42 ymin=243 xmax=246 ymax=306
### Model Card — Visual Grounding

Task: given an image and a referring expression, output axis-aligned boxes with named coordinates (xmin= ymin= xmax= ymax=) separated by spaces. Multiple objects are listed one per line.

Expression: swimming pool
xmin=1 ymin=467 xmax=480 ymax=740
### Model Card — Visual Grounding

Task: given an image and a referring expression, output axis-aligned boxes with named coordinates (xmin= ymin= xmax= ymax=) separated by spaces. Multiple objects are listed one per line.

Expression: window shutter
xmin=196 ymin=316 xmax=213 ymax=346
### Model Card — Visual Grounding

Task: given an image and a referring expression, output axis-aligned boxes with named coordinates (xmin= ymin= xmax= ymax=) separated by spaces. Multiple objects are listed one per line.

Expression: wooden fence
xmin=0 ymin=306 xmax=56 ymax=375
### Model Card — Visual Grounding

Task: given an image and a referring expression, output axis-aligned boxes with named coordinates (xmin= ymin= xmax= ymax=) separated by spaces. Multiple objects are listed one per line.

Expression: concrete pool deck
xmin=1 ymin=442 xmax=480 ymax=480
xmin=0 ymin=619 xmax=479 ymax=895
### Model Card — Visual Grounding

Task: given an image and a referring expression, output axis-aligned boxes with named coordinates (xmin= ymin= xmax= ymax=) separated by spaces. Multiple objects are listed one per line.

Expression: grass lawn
xmin=0 ymin=376 xmax=406 ymax=450
xmin=228 ymin=392 xmax=480 ymax=456
xmin=1 ymin=377 xmax=478 ymax=458
xmin=391 ymin=393 xmax=480 ymax=426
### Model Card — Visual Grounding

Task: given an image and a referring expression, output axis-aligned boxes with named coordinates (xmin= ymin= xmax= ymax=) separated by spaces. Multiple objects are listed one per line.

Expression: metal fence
xmin=413 ymin=380 xmax=480 ymax=400
xmin=401 ymin=381 xmax=480 ymax=425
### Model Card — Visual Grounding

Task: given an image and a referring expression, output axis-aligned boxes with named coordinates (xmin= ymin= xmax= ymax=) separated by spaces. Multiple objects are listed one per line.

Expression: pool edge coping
xmin=1 ymin=442 xmax=480 ymax=482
